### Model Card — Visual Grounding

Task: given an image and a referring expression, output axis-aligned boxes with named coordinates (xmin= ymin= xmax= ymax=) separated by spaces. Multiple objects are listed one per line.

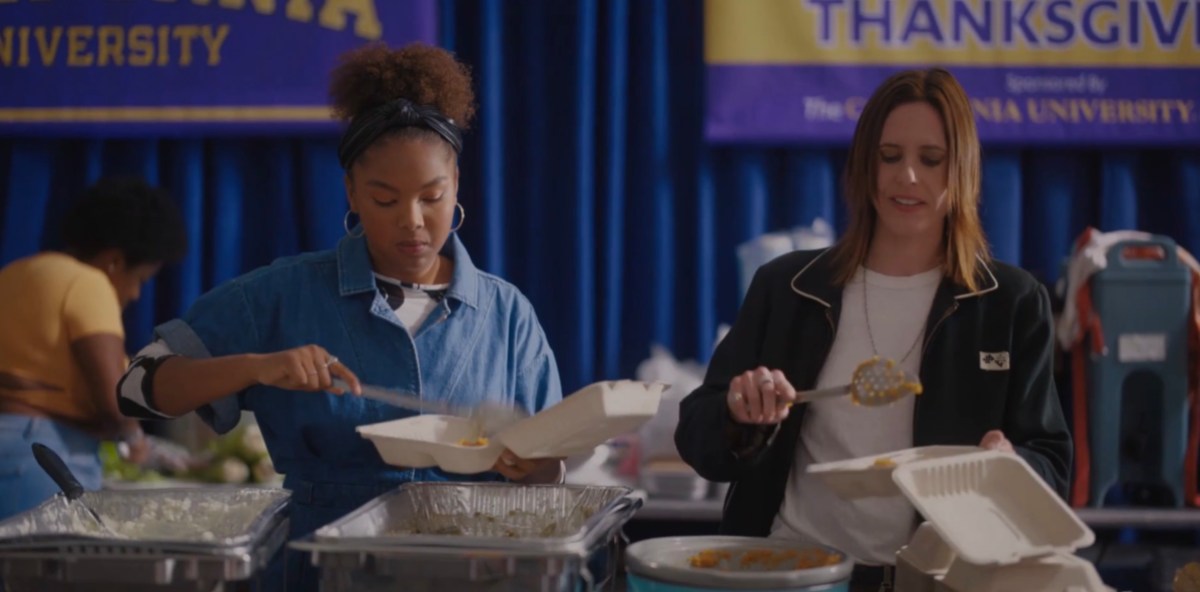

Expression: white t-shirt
xmin=373 ymin=274 xmax=449 ymax=331
xmin=771 ymin=266 xmax=941 ymax=565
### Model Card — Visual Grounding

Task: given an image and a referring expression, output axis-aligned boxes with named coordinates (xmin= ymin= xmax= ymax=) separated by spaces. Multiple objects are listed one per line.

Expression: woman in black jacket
xmin=674 ymin=68 xmax=1071 ymax=592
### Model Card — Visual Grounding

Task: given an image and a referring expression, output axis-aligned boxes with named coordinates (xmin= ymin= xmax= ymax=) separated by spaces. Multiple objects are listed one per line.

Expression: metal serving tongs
xmin=793 ymin=356 xmax=923 ymax=407
xmin=332 ymin=379 xmax=529 ymax=437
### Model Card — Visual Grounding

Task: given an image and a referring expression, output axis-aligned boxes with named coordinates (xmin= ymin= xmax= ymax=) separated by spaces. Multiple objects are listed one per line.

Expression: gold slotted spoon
xmin=791 ymin=357 xmax=923 ymax=407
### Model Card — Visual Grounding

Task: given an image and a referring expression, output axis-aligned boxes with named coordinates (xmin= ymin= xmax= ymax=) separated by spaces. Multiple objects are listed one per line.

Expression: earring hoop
xmin=450 ymin=203 xmax=465 ymax=233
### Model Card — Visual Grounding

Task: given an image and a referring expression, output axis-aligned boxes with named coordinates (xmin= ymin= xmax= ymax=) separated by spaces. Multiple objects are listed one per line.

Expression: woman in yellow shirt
xmin=0 ymin=177 xmax=187 ymax=520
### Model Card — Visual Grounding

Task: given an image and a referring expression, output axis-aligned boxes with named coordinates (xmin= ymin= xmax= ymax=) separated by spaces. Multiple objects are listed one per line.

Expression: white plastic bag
xmin=635 ymin=345 xmax=706 ymax=463
xmin=736 ymin=218 xmax=836 ymax=300
xmin=791 ymin=217 xmax=835 ymax=251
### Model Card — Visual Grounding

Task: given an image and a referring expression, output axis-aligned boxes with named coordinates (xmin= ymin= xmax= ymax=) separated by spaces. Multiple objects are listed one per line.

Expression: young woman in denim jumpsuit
xmin=118 ymin=44 xmax=565 ymax=591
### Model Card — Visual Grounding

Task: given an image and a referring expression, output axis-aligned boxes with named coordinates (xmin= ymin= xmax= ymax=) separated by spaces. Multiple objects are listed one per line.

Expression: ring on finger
xmin=731 ymin=391 xmax=743 ymax=402
xmin=325 ymin=356 xmax=339 ymax=368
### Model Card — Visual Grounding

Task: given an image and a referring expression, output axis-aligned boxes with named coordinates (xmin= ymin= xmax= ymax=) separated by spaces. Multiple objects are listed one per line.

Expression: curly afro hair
xmin=62 ymin=177 xmax=188 ymax=267
xmin=330 ymin=42 xmax=476 ymax=129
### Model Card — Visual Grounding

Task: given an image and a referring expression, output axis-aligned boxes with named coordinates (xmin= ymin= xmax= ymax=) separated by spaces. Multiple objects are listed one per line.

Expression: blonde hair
xmin=830 ymin=68 xmax=990 ymax=291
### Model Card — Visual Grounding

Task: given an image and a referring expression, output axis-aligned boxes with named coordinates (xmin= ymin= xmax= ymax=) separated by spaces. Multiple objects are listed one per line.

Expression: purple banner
xmin=707 ymin=65 xmax=1200 ymax=145
xmin=705 ymin=0 xmax=1200 ymax=145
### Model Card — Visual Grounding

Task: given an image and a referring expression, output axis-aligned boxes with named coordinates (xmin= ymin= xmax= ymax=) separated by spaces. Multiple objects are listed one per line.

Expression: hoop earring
xmin=343 ymin=211 xmax=365 ymax=237
xmin=450 ymin=203 xmax=465 ymax=233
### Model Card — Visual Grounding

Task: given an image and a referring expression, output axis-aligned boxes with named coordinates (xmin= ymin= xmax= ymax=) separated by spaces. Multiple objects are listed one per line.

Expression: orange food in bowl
xmin=687 ymin=547 xmax=841 ymax=571
xmin=687 ymin=549 xmax=732 ymax=568
xmin=457 ymin=436 xmax=489 ymax=447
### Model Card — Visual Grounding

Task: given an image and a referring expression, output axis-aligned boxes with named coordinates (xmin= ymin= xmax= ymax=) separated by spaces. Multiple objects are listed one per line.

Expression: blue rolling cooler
xmin=1086 ymin=236 xmax=1192 ymax=507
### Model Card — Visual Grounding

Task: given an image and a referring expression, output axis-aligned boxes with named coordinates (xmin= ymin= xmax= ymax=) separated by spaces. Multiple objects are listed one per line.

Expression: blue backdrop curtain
xmin=1 ymin=0 xmax=1199 ymax=395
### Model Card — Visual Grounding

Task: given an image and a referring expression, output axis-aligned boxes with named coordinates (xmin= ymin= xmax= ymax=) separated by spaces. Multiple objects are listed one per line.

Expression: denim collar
xmin=336 ymin=233 xmax=479 ymax=309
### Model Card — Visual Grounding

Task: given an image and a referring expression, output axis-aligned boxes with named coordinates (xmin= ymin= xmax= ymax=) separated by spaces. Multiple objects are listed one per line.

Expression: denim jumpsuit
xmin=153 ymin=233 xmax=563 ymax=592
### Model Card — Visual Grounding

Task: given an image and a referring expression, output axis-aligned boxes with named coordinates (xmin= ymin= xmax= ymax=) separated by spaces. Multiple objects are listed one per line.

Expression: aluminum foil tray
xmin=312 ymin=482 xmax=638 ymax=552
xmin=0 ymin=487 xmax=290 ymax=549
xmin=0 ymin=517 xmax=289 ymax=586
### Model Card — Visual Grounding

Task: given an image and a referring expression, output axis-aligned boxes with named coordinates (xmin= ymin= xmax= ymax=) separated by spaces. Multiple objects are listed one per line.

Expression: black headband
xmin=337 ymin=98 xmax=463 ymax=170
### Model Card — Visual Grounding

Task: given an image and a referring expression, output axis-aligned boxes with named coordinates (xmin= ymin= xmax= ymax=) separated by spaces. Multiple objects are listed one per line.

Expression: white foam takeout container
xmin=356 ymin=414 xmax=506 ymax=475
xmin=806 ymin=445 xmax=981 ymax=500
xmin=890 ymin=451 xmax=1094 ymax=567
xmin=812 ymin=447 xmax=1110 ymax=591
xmin=356 ymin=380 xmax=665 ymax=474
xmin=934 ymin=552 xmax=1114 ymax=592
xmin=895 ymin=522 xmax=956 ymax=592
xmin=891 ymin=451 xmax=1109 ymax=592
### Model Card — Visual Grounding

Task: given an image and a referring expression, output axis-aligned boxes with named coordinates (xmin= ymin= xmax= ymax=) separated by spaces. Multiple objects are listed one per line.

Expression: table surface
xmin=635 ymin=496 xmax=1200 ymax=529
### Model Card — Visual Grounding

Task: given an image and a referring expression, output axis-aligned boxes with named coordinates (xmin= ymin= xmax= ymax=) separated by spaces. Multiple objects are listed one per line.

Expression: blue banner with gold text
xmin=0 ymin=0 xmax=437 ymax=135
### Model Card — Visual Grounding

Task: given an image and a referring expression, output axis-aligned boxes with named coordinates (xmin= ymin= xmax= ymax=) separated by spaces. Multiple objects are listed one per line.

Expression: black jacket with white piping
xmin=675 ymin=248 xmax=1072 ymax=537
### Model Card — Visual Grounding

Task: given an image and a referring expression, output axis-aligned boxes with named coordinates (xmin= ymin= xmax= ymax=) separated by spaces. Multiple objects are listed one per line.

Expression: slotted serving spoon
xmin=794 ymin=356 xmax=923 ymax=407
